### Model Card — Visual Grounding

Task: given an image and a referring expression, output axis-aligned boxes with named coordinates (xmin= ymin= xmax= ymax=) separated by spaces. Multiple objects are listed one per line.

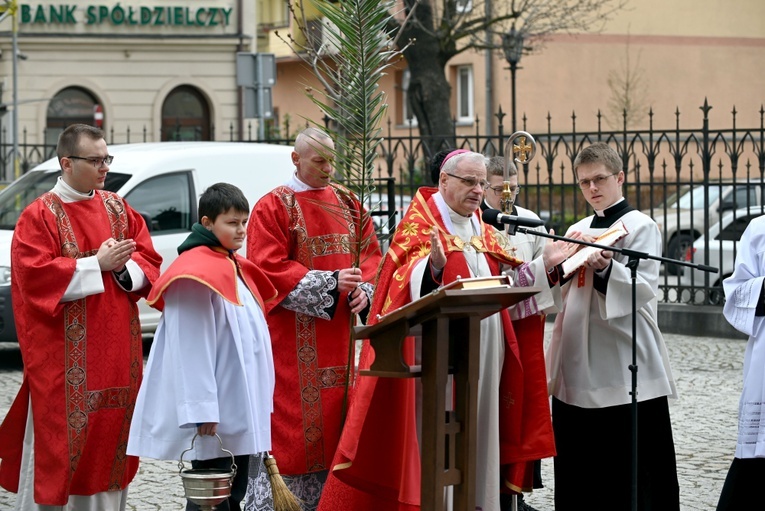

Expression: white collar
xmin=53 ymin=176 xmax=95 ymax=203
xmin=286 ymin=171 xmax=327 ymax=192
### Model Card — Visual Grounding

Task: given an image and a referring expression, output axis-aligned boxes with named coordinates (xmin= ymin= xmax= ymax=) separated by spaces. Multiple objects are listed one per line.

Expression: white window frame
xmin=401 ymin=69 xmax=418 ymax=127
xmin=456 ymin=65 xmax=474 ymax=123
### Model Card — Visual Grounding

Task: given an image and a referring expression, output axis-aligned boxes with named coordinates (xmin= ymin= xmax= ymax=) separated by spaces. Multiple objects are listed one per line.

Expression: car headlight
xmin=0 ymin=266 xmax=11 ymax=285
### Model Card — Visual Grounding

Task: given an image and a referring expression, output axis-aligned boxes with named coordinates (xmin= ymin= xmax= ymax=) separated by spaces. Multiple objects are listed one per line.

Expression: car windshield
xmin=0 ymin=171 xmax=130 ymax=229
xmin=672 ymin=185 xmax=722 ymax=209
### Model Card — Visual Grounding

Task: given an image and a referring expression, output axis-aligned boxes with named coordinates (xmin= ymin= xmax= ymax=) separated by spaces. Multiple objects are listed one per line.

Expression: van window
xmin=0 ymin=171 xmax=129 ymax=229
xmin=722 ymin=185 xmax=758 ymax=211
xmin=716 ymin=214 xmax=761 ymax=242
xmin=124 ymin=172 xmax=193 ymax=233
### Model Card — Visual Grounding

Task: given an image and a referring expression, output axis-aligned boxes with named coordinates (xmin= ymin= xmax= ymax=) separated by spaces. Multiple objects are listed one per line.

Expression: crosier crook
xmin=501 ymin=131 xmax=537 ymax=215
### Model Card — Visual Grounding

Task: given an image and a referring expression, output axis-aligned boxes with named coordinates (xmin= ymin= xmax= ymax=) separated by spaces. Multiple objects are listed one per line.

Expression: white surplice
xmin=127 ymin=277 xmax=274 ymax=461
xmin=723 ymin=214 xmax=765 ymax=458
xmin=547 ymin=208 xmax=677 ymax=408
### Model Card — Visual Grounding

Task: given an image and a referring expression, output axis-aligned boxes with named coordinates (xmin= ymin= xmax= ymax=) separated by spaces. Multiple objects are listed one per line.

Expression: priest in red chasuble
xmin=318 ymin=151 xmax=570 ymax=511
xmin=245 ymin=127 xmax=382 ymax=510
xmin=0 ymin=124 xmax=162 ymax=509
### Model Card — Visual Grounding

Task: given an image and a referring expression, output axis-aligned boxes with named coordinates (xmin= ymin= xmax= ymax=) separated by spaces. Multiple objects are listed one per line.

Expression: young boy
xmin=127 ymin=183 xmax=277 ymax=511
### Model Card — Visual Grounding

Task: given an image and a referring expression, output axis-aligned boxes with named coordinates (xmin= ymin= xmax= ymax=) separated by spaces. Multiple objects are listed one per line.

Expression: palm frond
xmin=290 ymin=0 xmax=404 ymax=424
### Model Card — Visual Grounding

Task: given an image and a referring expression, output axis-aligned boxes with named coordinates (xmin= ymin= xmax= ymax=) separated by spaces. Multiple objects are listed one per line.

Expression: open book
xmin=561 ymin=220 xmax=629 ymax=278
xmin=436 ymin=274 xmax=513 ymax=291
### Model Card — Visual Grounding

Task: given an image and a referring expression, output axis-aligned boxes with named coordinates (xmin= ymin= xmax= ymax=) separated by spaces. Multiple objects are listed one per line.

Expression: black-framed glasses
xmin=67 ymin=155 xmax=114 ymax=168
xmin=577 ymin=173 xmax=616 ymax=189
xmin=488 ymin=185 xmax=521 ymax=196
xmin=443 ymin=172 xmax=490 ymax=190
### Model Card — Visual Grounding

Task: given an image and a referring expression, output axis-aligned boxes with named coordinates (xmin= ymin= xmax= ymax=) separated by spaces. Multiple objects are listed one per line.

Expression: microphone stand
xmin=507 ymin=225 xmax=717 ymax=511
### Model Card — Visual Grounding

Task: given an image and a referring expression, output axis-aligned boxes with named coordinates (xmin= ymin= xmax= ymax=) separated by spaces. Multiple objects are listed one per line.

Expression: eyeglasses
xmin=67 ymin=155 xmax=114 ymax=168
xmin=443 ymin=172 xmax=490 ymax=190
xmin=488 ymin=185 xmax=521 ymax=196
xmin=577 ymin=173 xmax=617 ymax=189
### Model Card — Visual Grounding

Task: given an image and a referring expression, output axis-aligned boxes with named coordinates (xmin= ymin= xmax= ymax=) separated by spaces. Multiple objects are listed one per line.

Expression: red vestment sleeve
xmin=11 ymin=203 xmax=78 ymax=317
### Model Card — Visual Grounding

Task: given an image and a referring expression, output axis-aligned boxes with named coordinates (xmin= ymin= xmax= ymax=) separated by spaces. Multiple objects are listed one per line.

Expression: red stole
xmin=147 ymin=246 xmax=277 ymax=311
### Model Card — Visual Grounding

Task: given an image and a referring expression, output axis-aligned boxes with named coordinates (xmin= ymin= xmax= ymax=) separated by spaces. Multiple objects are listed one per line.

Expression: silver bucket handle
xmin=178 ymin=433 xmax=237 ymax=476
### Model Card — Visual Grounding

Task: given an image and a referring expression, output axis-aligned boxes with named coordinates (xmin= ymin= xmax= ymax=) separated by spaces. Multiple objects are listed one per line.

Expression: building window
xmin=456 ymin=0 xmax=473 ymax=13
xmin=46 ymin=87 xmax=101 ymax=146
xmin=456 ymin=66 xmax=474 ymax=123
xmin=161 ymin=86 xmax=211 ymax=141
xmin=401 ymin=69 xmax=418 ymax=127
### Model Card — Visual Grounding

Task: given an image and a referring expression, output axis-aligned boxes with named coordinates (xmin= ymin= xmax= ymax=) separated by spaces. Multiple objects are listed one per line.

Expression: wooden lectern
xmin=355 ymin=277 xmax=539 ymax=511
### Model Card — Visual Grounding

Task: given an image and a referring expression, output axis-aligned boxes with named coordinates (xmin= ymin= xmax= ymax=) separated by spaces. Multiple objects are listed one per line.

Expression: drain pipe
xmin=484 ymin=0 xmax=494 ymax=137
xmin=235 ymin=0 xmax=244 ymax=141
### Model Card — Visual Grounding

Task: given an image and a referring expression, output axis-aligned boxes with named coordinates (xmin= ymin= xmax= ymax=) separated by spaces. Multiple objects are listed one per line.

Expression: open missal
xmin=436 ymin=274 xmax=513 ymax=291
xmin=561 ymin=220 xmax=629 ymax=278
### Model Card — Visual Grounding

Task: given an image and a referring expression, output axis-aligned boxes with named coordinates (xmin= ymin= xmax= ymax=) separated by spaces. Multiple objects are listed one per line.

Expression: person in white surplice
xmin=128 ymin=183 xmax=277 ymax=511
xmin=717 ymin=214 xmax=765 ymax=510
xmin=546 ymin=142 xmax=680 ymax=511
xmin=481 ymin=155 xmax=561 ymax=511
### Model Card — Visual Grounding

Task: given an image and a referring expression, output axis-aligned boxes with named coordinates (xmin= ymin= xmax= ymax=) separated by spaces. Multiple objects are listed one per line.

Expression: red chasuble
xmin=0 ymin=191 xmax=161 ymax=505
xmin=318 ymin=187 xmax=555 ymax=510
xmin=146 ymin=246 xmax=277 ymax=313
xmin=247 ymin=184 xmax=382 ymax=475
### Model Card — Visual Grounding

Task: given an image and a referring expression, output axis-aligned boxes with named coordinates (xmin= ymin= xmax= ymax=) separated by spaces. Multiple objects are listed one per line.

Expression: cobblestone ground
xmin=0 ymin=328 xmax=746 ymax=510
xmin=522 ymin=330 xmax=745 ymax=511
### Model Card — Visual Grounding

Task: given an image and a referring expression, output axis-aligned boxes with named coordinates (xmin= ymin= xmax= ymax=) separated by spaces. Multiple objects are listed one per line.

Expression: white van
xmin=0 ymin=141 xmax=295 ymax=342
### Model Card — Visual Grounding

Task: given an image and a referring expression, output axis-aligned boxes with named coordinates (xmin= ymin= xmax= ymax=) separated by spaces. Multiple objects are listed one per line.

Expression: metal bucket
xmin=178 ymin=434 xmax=237 ymax=511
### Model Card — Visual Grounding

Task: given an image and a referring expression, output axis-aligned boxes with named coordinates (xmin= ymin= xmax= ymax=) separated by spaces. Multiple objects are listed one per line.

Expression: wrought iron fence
xmin=2 ymin=100 xmax=763 ymax=306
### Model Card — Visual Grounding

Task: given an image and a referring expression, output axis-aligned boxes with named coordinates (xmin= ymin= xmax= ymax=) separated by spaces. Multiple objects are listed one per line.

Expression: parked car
xmin=679 ymin=206 xmax=765 ymax=304
xmin=0 ymin=142 xmax=295 ymax=342
xmin=642 ymin=181 xmax=765 ymax=275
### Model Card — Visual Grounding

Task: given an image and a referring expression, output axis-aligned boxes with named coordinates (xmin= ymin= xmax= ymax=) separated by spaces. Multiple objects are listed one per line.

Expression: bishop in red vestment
xmin=0 ymin=125 xmax=161 ymax=508
xmin=318 ymin=151 xmax=559 ymax=511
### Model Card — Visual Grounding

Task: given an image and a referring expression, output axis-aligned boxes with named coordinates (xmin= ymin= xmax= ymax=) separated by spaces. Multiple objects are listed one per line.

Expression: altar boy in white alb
xmin=546 ymin=142 xmax=679 ymax=510
xmin=717 ymin=214 xmax=765 ymax=510
xmin=127 ymin=183 xmax=277 ymax=511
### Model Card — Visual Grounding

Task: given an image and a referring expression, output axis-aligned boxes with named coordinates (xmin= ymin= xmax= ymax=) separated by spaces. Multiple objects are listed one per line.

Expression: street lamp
xmin=0 ymin=0 xmax=19 ymax=182
xmin=502 ymin=25 xmax=524 ymax=133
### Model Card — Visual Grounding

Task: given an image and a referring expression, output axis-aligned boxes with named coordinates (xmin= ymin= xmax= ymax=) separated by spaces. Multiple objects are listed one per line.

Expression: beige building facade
xmin=0 ymin=0 xmax=763 ymax=152
xmin=0 ymin=0 xmax=258 ymax=147
xmin=262 ymin=0 xmax=765 ymax=140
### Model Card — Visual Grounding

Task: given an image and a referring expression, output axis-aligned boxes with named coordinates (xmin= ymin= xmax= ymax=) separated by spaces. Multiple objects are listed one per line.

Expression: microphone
xmin=482 ymin=208 xmax=545 ymax=228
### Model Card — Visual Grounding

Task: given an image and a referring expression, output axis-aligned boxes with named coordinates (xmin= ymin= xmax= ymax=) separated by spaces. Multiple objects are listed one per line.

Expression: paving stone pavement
xmin=0 ymin=326 xmax=746 ymax=510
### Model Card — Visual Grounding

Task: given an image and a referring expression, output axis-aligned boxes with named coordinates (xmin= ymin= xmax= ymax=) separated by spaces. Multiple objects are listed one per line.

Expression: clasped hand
xmin=97 ymin=238 xmax=136 ymax=272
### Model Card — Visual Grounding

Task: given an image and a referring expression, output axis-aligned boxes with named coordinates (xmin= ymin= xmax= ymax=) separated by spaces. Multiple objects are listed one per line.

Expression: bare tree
xmin=284 ymin=0 xmax=627 ymax=156
xmin=391 ymin=0 xmax=629 ymax=154
xmin=606 ymin=36 xmax=649 ymax=130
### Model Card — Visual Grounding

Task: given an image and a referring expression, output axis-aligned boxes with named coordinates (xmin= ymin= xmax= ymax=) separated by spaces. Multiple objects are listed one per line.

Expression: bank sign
xmin=20 ymin=4 xmax=233 ymax=27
